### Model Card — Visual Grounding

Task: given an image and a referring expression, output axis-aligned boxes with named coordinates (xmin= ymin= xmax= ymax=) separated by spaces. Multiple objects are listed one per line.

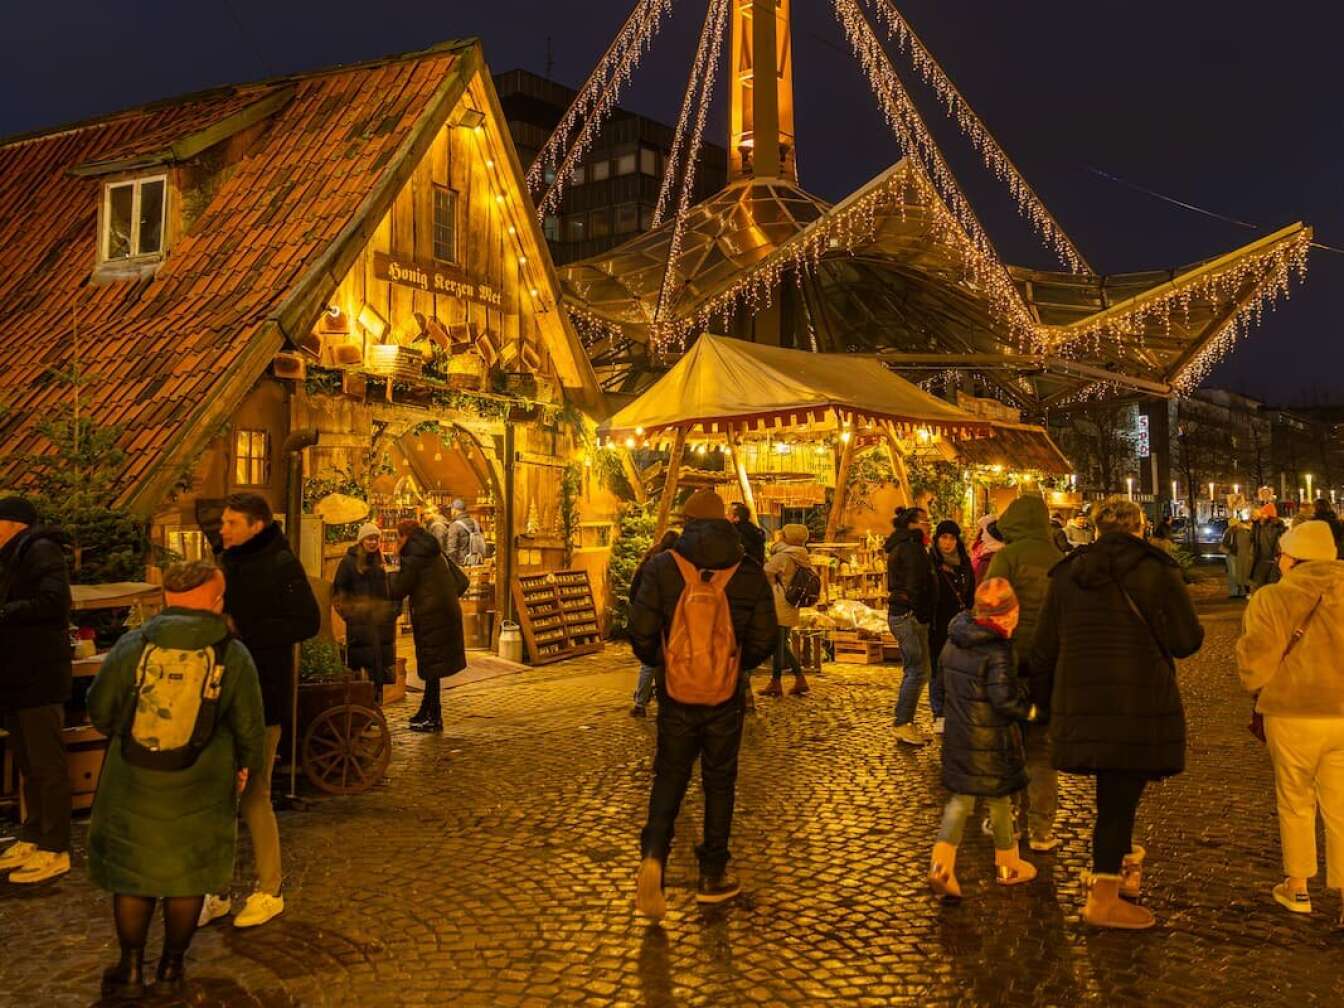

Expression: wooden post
xmin=882 ymin=423 xmax=914 ymax=507
xmin=725 ymin=426 xmax=756 ymax=517
xmin=654 ymin=428 xmax=688 ymax=538
xmin=825 ymin=430 xmax=857 ymax=543
xmin=619 ymin=448 xmax=648 ymax=505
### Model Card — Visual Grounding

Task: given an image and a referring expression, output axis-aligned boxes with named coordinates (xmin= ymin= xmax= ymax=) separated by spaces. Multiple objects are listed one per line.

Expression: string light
xmin=653 ymin=0 xmax=724 ymax=228
xmin=864 ymin=0 xmax=1088 ymax=273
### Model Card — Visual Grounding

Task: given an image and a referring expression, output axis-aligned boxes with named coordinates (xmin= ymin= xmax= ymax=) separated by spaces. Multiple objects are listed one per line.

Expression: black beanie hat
xmin=0 ymin=497 xmax=37 ymax=526
xmin=933 ymin=519 xmax=962 ymax=540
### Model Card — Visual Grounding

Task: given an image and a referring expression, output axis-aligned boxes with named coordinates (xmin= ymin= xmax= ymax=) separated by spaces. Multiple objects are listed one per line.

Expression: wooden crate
xmin=831 ymin=639 xmax=886 ymax=664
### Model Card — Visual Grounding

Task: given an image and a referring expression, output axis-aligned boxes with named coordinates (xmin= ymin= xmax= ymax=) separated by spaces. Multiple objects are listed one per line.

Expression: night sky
xmin=5 ymin=2 xmax=1340 ymax=405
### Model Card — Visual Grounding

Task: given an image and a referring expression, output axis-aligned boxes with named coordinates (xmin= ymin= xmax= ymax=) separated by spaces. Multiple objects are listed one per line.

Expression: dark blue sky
xmin=5 ymin=1 xmax=1340 ymax=404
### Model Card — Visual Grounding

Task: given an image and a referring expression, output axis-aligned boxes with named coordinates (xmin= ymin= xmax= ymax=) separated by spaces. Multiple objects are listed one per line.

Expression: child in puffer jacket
xmin=928 ymin=578 xmax=1040 ymax=901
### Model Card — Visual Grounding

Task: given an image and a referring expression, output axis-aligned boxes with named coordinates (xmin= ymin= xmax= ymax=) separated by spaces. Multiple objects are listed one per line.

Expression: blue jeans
xmin=634 ymin=664 xmax=657 ymax=707
xmin=890 ymin=612 xmax=931 ymax=726
xmin=939 ymin=793 xmax=1015 ymax=850
xmin=1225 ymin=556 xmax=1243 ymax=597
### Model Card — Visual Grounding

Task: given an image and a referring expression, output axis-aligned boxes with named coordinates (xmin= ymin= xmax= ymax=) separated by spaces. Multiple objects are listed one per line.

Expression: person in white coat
xmin=760 ymin=524 xmax=813 ymax=698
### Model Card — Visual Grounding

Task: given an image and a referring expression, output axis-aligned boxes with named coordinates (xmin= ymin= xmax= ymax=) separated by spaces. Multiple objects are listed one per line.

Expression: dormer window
xmin=103 ymin=175 xmax=166 ymax=261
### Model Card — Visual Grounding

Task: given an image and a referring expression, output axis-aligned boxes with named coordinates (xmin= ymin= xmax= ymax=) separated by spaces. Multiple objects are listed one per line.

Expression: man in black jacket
xmin=728 ymin=502 xmax=766 ymax=567
xmin=0 ymin=497 xmax=73 ymax=884
xmin=629 ymin=490 xmax=776 ymax=919
xmin=887 ymin=506 xmax=937 ymax=745
xmin=203 ymin=493 xmax=320 ymax=930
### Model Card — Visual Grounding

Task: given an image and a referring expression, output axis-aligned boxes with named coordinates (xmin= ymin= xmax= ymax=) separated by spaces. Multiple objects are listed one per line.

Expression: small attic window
xmin=103 ymin=175 xmax=166 ymax=261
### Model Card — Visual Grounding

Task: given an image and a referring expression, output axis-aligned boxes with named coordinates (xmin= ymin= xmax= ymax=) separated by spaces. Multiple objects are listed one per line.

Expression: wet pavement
xmin=3 ymin=586 xmax=1342 ymax=1007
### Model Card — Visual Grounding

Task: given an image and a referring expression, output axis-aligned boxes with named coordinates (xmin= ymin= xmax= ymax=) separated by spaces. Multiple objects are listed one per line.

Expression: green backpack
xmin=119 ymin=636 xmax=233 ymax=771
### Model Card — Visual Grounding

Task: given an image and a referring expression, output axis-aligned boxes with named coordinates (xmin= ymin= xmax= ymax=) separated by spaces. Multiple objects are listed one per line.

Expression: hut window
xmin=234 ymin=429 xmax=271 ymax=487
xmin=102 ymin=175 xmax=166 ymax=261
xmin=432 ymin=186 xmax=458 ymax=264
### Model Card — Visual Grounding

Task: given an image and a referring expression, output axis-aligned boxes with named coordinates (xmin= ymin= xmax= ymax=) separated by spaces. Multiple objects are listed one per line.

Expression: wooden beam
xmin=825 ymin=430 xmax=857 ymax=542
xmin=654 ymin=428 xmax=688 ymax=538
xmin=881 ymin=423 xmax=914 ymax=507
xmin=725 ymin=426 xmax=756 ymax=517
xmin=619 ymin=448 xmax=648 ymax=505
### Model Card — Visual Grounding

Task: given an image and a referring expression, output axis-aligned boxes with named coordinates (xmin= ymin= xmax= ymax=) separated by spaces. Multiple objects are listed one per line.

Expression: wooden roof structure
xmin=0 ymin=40 xmax=599 ymax=513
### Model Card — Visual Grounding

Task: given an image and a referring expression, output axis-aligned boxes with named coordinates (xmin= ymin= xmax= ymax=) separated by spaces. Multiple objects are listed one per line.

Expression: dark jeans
xmin=928 ymin=655 xmax=946 ymax=719
xmin=1094 ymin=770 xmax=1147 ymax=874
xmin=4 ymin=704 xmax=71 ymax=853
xmin=640 ymin=693 xmax=744 ymax=877
xmin=771 ymin=628 xmax=801 ymax=680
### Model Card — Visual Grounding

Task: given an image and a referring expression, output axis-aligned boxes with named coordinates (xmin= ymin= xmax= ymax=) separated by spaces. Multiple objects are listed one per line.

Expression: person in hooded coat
xmin=1032 ymin=496 xmax=1204 ymax=930
xmin=971 ymin=515 xmax=1005 ymax=583
xmin=1311 ymin=499 xmax=1344 ymax=558
xmin=392 ymin=520 xmax=467 ymax=732
xmin=928 ymin=578 xmax=1040 ymax=901
xmin=628 ymin=490 xmax=777 ymax=919
xmin=987 ymin=494 xmax=1065 ymax=852
xmin=928 ymin=520 xmax=974 ymax=731
xmin=761 ymin=524 xmax=814 ymax=698
xmin=1221 ymin=515 xmax=1254 ymax=598
xmin=333 ymin=523 xmax=398 ymax=703
xmin=87 ymin=561 xmax=265 ymax=998
xmin=729 ymin=502 xmax=767 ymax=567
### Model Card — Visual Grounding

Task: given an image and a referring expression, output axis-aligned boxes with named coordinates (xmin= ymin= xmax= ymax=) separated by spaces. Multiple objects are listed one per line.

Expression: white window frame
xmin=101 ymin=174 xmax=167 ymax=262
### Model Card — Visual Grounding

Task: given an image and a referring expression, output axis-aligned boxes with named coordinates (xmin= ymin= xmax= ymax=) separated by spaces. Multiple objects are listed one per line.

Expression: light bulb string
xmin=653 ymin=0 xmax=723 ymax=229
xmin=864 ymin=0 xmax=1090 ymax=274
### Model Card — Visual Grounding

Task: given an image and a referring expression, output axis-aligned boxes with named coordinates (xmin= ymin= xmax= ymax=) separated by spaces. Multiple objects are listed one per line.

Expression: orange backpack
xmin=663 ymin=551 xmax=742 ymax=705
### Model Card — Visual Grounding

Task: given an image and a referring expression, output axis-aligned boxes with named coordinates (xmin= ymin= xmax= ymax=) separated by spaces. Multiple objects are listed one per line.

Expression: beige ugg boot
xmin=928 ymin=841 xmax=962 ymax=901
xmin=790 ymin=673 xmax=810 ymax=696
xmin=1082 ymin=872 xmax=1156 ymax=930
xmin=994 ymin=844 xmax=1037 ymax=886
xmin=1120 ymin=844 xmax=1146 ymax=900
xmin=635 ymin=857 xmax=666 ymax=921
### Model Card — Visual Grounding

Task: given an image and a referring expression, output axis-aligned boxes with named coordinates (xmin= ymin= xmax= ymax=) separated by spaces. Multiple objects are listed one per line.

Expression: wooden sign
xmin=373 ymin=252 xmax=502 ymax=308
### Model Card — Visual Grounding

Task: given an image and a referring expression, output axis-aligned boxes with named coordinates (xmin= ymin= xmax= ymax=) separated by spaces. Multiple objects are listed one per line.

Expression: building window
xmin=616 ymin=153 xmax=637 ymax=176
xmin=590 ymin=159 xmax=610 ymax=182
xmin=640 ymin=206 xmax=654 ymax=231
xmin=615 ymin=203 xmax=639 ymax=234
xmin=640 ymin=147 xmax=658 ymax=176
xmin=565 ymin=215 xmax=586 ymax=243
xmin=570 ymin=165 xmax=586 ymax=186
xmin=165 ymin=528 xmax=207 ymax=563
xmin=432 ymin=186 xmax=458 ymax=264
xmin=102 ymin=175 xmax=166 ymax=261
xmin=543 ymin=166 xmax=557 ymax=185
xmin=234 ymin=429 xmax=271 ymax=487
xmin=590 ymin=210 xmax=611 ymax=239
xmin=543 ymin=214 xmax=560 ymax=242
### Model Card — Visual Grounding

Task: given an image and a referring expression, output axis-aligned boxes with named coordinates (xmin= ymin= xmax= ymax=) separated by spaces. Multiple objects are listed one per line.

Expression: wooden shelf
xmin=512 ymin=569 xmax=605 ymax=666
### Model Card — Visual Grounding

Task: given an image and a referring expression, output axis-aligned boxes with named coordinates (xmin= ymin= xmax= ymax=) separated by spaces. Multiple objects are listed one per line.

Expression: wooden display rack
xmin=829 ymin=630 xmax=889 ymax=665
xmin=511 ymin=569 xmax=605 ymax=666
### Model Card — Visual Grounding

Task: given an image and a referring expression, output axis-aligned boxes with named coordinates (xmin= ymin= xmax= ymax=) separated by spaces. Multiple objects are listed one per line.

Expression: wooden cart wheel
xmin=301 ymin=704 xmax=391 ymax=795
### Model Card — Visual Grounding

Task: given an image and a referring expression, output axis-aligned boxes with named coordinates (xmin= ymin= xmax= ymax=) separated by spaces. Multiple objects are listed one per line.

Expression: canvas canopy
xmin=599 ymin=334 xmax=984 ymax=441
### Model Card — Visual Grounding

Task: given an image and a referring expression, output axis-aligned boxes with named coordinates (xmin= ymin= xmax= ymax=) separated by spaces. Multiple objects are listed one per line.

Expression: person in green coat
xmin=87 ymin=561 xmax=265 ymax=999
xmin=986 ymin=494 xmax=1064 ymax=852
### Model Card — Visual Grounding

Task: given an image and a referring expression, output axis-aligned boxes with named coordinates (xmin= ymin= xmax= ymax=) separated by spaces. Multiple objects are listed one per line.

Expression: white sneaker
xmin=895 ymin=723 xmax=929 ymax=746
xmin=233 ymin=891 xmax=285 ymax=928
xmin=8 ymin=849 xmax=70 ymax=884
xmin=198 ymin=893 xmax=233 ymax=926
xmin=932 ymin=718 xmax=945 ymax=735
xmin=0 ymin=840 xmax=36 ymax=871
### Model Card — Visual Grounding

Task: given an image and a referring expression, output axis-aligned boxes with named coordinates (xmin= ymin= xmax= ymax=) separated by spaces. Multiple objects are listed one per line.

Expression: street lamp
xmin=1306 ymin=473 xmax=1314 ymax=502
xmin=1127 ymin=477 xmax=1134 ymax=501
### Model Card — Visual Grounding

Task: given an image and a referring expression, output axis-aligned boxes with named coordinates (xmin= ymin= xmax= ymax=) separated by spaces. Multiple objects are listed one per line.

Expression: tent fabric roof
xmin=599 ymin=334 xmax=984 ymax=438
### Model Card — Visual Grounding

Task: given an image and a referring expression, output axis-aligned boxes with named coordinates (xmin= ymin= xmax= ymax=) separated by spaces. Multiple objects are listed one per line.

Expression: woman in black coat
xmin=392 ymin=521 xmax=467 ymax=732
xmin=1031 ymin=496 xmax=1204 ymax=930
xmin=928 ymin=519 xmax=974 ymax=730
xmin=333 ymin=524 xmax=398 ymax=704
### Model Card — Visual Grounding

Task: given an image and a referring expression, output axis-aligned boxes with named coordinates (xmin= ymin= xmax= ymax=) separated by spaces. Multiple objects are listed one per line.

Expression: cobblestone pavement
xmin=4 ymin=586 xmax=1344 ymax=1007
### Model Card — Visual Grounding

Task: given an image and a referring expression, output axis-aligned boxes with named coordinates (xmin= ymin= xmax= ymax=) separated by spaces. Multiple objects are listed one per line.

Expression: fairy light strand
xmin=864 ymin=0 xmax=1089 ymax=273
xmin=652 ymin=0 xmax=723 ymax=228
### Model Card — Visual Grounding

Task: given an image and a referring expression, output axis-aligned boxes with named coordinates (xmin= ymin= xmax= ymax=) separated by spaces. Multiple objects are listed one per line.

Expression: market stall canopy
xmin=598 ymin=333 xmax=985 ymax=441
xmin=954 ymin=422 xmax=1072 ymax=477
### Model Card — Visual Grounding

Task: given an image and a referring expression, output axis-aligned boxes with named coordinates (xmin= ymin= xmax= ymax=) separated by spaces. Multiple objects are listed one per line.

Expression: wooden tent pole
xmin=825 ymin=430 xmax=857 ymax=543
xmin=882 ymin=423 xmax=915 ymax=508
xmin=725 ymin=426 xmax=756 ymax=517
xmin=620 ymin=448 xmax=648 ymax=505
xmin=654 ymin=428 xmax=688 ymax=538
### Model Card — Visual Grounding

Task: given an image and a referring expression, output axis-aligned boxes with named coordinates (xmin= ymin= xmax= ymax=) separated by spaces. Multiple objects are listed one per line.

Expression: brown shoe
xmin=759 ymin=678 xmax=784 ymax=698
xmin=1082 ymin=872 xmax=1156 ymax=929
xmin=1120 ymin=845 xmax=1145 ymax=900
xmin=928 ymin=841 xmax=962 ymax=901
xmin=994 ymin=844 xmax=1037 ymax=886
xmin=789 ymin=674 xmax=810 ymax=696
xmin=635 ymin=857 xmax=666 ymax=921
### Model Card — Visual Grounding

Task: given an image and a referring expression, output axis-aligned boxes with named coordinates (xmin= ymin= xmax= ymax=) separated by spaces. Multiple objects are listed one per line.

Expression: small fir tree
xmin=606 ymin=503 xmax=655 ymax=638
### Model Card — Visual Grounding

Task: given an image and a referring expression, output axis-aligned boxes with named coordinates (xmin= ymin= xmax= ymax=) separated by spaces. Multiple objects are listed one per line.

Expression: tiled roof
xmin=0 ymin=41 xmax=473 ymax=509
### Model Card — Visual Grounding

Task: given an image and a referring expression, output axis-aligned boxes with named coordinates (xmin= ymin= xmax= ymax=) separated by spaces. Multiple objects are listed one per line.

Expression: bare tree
xmin=1055 ymin=402 xmax=1137 ymax=495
